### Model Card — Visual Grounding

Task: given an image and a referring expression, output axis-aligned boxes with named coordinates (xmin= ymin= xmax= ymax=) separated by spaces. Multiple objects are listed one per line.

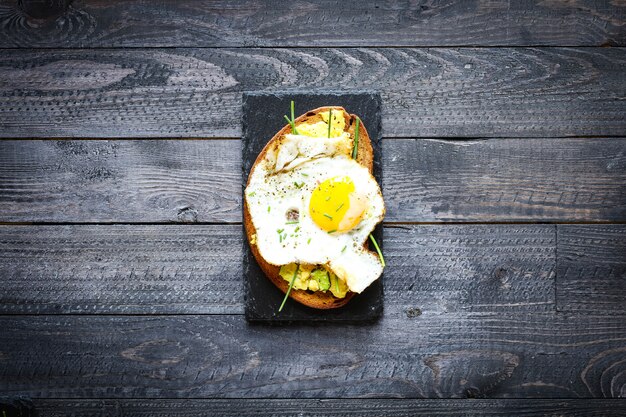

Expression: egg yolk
xmin=309 ymin=176 xmax=368 ymax=233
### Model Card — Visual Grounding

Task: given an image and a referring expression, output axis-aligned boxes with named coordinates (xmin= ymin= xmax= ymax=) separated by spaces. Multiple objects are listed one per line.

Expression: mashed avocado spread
xmin=279 ymin=263 xmax=349 ymax=298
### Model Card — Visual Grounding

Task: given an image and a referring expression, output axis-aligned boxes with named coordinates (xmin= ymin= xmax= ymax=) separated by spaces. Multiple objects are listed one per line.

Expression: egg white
xmin=246 ymin=142 xmax=385 ymax=294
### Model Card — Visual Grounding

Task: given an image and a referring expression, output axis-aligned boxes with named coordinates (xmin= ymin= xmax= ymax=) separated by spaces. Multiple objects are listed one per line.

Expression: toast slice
xmin=243 ymin=106 xmax=377 ymax=309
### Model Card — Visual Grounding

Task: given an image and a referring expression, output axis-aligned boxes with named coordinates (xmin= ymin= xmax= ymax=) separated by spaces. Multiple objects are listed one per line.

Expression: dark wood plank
xmin=2 ymin=139 xmax=625 ymax=223
xmin=557 ymin=225 xmax=626 ymax=314
xmin=384 ymin=225 xmax=555 ymax=315
xmin=0 ymin=224 xmax=554 ymax=314
xmin=0 ymin=48 xmax=624 ymax=138
xmin=0 ymin=312 xmax=624 ymax=398
xmin=28 ymin=399 xmax=626 ymax=416
xmin=1 ymin=0 xmax=624 ymax=47
xmin=386 ymin=138 xmax=626 ymax=222
xmin=0 ymin=225 xmax=243 ymax=314
xmin=0 ymin=140 xmax=241 ymax=223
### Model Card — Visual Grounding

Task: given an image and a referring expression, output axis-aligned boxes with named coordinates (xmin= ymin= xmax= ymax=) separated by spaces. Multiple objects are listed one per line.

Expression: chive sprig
xmin=351 ymin=117 xmax=360 ymax=159
xmin=369 ymin=234 xmax=385 ymax=267
xmin=279 ymin=265 xmax=299 ymax=312
xmin=284 ymin=100 xmax=299 ymax=134
xmin=327 ymin=108 xmax=333 ymax=138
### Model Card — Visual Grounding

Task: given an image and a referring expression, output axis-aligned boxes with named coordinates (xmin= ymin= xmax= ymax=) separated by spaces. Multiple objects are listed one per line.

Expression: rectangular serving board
xmin=243 ymin=91 xmax=383 ymax=323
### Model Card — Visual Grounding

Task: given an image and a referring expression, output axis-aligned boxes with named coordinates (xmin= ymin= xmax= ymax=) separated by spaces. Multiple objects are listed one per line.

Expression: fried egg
xmin=245 ymin=111 xmax=385 ymax=294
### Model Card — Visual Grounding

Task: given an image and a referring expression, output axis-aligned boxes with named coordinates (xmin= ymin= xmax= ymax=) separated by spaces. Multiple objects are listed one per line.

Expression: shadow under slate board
xmin=242 ymin=92 xmax=383 ymax=323
xmin=0 ymin=397 xmax=37 ymax=417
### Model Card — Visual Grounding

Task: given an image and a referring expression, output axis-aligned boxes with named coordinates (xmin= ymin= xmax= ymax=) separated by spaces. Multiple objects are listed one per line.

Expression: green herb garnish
xmin=341 ymin=245 xmax=346 ymax=253
xmin=301 ymin=173 xmax=309 ymax=177
xmin=327 ymin=229 xmax=337 ymax=234
xmin=284 ymin=115 xmax=295 ymax=132
xmin=325 ymin=196 xmax=331 ymax=201
xmin=248 ymin=191 xmax=256 ymax=197
xmin=292 ymin=100 xmax=300 ymax=134
xmin=307 ymin=238 xmax=311 ymax=244
xmin=267 ymin=206 xmax=271 ymax=213
xmin=369 ymin=234 xmax=385 ymax=267
xmin=327 ymin=108 xmax=333 ymax=138
xmin=294 ymin=182 xmax=304 ymax=189
xmin=335 ymin=203 xmax=344 ymax=212
xmin=295 ymin=226 xmax=300 ymax=232
xmin=286 ymin=221 xmax=298 ymax=225
xmin=277 ymin=228 xmax=284 ymax=234
xmin=279 ymin=264 xmax=299 ymax=312
xmin=323 ymin=213 xmax=333 ymax=220
xmin=283 ymin=100 xmax=299 ymax=134
xmin=351 ymin=117 xmax=360 ymax=159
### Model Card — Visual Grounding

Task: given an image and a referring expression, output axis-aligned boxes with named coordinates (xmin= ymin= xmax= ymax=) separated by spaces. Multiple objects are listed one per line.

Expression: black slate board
xmin=242 ymin=92 xmax=383 ymax=322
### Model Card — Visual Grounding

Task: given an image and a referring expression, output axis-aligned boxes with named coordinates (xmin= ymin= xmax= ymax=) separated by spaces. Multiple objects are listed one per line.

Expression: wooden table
xmin=1 ymin=1 xmax=625 ymax=415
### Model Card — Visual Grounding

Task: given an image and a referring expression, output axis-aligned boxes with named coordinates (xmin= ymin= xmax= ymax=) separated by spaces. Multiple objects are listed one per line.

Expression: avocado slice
xmin=311 ymin=269 xmax=331 ymax=291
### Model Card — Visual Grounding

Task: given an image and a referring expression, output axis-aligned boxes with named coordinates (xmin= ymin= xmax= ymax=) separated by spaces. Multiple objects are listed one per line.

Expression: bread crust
xmin=244 ymin=106 xmax=377 ymax=309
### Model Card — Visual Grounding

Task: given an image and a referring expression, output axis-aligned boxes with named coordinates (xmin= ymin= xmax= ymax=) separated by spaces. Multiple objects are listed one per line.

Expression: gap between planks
xmin=26 ymin=396 xmax=626 ymax=400
xmin=1 ymin=221 xmax=625 ymax=226
xmin=1 ymin=136 xmax=626 ymax=141
xmin=0 ymin=45 xmax=623 ymax=50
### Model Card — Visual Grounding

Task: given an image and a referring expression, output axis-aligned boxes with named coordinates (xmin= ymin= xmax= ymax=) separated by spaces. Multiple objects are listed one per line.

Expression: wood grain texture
xmin=0 ymin=225 xmax=554 ymax=314
xmin=557 ymin=225 xmax=626 ymax=314
xmin=385 ymin=225 xmax=555 ymax=314
xmin=0 ymin=224 xmax=243 ymax=314
xmin=0 ymin=140 xmax=241 ymax=223
xmin=0 ymin=312 xmax=625 ymax=398
xmin=386 ymin=138 xmax=626 ymax=222
xmin=2 ymin=138 xmax=625 ymax=223
xmin=0 ymin=48 xmax=624 ymax=138
xmin=0 ymin=0 xmax=624 ymax=48
xmin=28 ymin=399 xmax=626 ymax=416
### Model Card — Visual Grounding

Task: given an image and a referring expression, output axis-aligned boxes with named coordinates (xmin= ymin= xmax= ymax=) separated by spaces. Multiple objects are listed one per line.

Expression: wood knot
xmin=19 ymin=0 xmax=70 ymax=20
xmin=494 ymin=267 xmax=507 ymax=280
xmin=424 ymin=350 xmax=520 ymax=397
xmin=464 ymin=387 xmax=479 ymax=398
xmin=494 ymin=266 xmax=511 ymax=289
xmin=177 ymin=206 xmax=198 ymax=223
